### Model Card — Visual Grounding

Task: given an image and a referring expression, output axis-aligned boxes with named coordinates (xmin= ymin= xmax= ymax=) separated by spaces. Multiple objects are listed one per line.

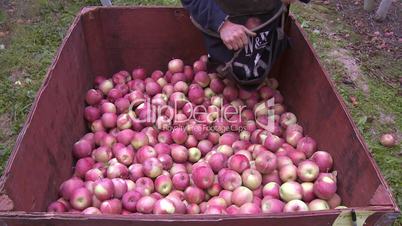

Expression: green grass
xmin=0 ymin=0 xmax=400 ymax=223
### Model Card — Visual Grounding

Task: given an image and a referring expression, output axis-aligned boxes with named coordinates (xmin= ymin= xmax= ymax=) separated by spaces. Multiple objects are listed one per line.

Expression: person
xmin=181 ymin=0 xmax=310 ymax=87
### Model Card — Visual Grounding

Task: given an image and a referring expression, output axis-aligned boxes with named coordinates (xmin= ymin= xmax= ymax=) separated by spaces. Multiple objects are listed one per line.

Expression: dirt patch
xmin=334 ymin=0 xmax=401 ymax=58
xmin=329 ymin=48 xmax=370 ymax=93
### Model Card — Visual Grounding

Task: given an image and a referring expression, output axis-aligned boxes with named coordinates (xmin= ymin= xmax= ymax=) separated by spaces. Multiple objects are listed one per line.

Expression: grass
xmin=0 ymin=0 xmax=400 ymax=222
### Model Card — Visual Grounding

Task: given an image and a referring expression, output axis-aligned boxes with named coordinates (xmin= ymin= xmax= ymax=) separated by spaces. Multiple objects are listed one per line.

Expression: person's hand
xmin=281 ymin=0 xmax=298 ymax=5
xmin=219 ymin=20 xmax=257 ymax=51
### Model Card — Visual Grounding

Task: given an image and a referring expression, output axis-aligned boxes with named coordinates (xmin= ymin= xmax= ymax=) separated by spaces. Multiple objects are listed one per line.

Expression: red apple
xmin=313 ymin=175 xmax=337 ymax=200
xmin=301 ymin=182 xmax=315 ymax=202
xmin=153 ymin=198 xmax=176 ymax=214
xmin=218 ymin=169 xmax=242 ymax=191
xmin=184 ymin=186 xmax=205 ymax=204
xmin=241 ymin=169 xmax=262 ymax=190
xmin=296 ymin=136 xmax=317 ymax=158
xmin=261 ymin=198 xmax=285 ymax=213
xmin=283 ymin=200 xmax=309 ymax=212
xmin=239 ymin=202 xmax=261 ymax=214
xmin=111 ymin=178 xmax=127 ymax=199
xmin=308 ymin=199 xmax=330 ymax=211
xmin=231 ymin=186 xmax=253 ymax=207
xmin=279 ymin=181 xmax=302 ymax=202
xmin=136 ymin=196 xmax=157 ymax=214
xmin=192 ymin=166 xmax=214 ymax=189
xmin=143 ymin=157 xmax=163 ymax=178
xmin=122 ymin=191 xmax=142 ymax=212
xmin=228 ymin=154 xmax=250 ymax=173
xmin=310 ymin=151 xmax=333 ymax=173
xmin=155 ymin=175 xmax=173 ymax=195
xmin=297 ymin=160 xmax=319 ymax=182
xmin=255 ymin=151 xmax=277 ymax=174
xmin=70 ymin=187 xmax=92 ymax=210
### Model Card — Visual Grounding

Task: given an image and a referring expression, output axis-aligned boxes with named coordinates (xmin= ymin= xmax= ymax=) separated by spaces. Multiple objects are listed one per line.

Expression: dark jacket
xmin=181 ymin=0 xmax=309 ymax=32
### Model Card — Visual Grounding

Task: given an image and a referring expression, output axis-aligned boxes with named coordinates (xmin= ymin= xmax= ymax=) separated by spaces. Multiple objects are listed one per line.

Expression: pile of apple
xmin=47 ymin=56 xmax=343 ymax=215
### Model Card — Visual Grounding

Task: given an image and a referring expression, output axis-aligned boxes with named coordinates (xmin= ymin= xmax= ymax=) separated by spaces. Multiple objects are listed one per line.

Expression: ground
xmin=0 ymin=0 xmax=400 ymax=223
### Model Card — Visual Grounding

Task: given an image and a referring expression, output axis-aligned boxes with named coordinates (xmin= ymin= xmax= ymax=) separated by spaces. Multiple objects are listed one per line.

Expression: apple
xmin=228 ymin=154 xmax=250 ymax=173
xmin=131 ymin=132 xmax=149 ymax=150
xmin=155 ymin=175 xmax=173 ymax=195
xmin=92 ymin=146 xmax=113 ymax=163
xmin=47 ymin=201 xmax=67 ymax=213
xmin=158 ymin=154 xmax=173 ymax=170
xmin=263 ymin=134 xmax=284 ymax=152
xmin=296 ymin=136 xmax=317 ymax=157
xmin=186 ymin=203 xmax=201 ymax=214
xmin=380 ymin=133 xmax=396 ymax=147
xmin=136 ymin=196 xmax=157 ymax=214
xmin=297 ymin=160 xmax=319 ymax=182
xmin=153 ymin=198 xmax=176 ymax=214
xmin=287 ymin=150 xmax=306 ymax=166
xmin=286 ymin=131 xmax=303 ymax=147
xmin=301 ymin=182 xmax=315 ymax=202
xmin=136 ymin=177 xmax=155 ymax=195
xmin=128 ymin=163 xmax=144 ymax=181
xmin=111 ymin=178 xmax=127 ymax=198
xmin=170 ymin=163 xmax=187 ymax=175
xmin=327 ymin=193 xmax=341 ymax=209
xmin=308 ymin=199 xmax=330 ymax=211
xmin=115 ymin=147 xmax=134 ymax=166
xmin=217 ymin=144 xmax=234 ymax=157
xmin=142 ymin=157 xmax=163 ymax=178
xmin=255 ymin=151 xmax=277 ymax=174
xmin=100 ymin=199 xmax=122 ymax=214
xmin=262 ymin=182 xmax=280 ymax=199
xmin=204 ymin=206 xmax=226 ymax=214
xmin=239 ymin=202 xmax=261 ymax=214
xmin=241 ymin=169 xmax=262 ymax=190
xmin=218 ymin=169 xmax=242 ymax=191
xmin=226 ymin=205 xmax=240 ymax=215
xmin=262 ymin=170 xmax=281 ymax=185
xmin=277 ymin=156 xmax=293 ymax=169
xmin=283 ymin=200 xmax=309 ymax=212
xmin=172 ymin=172 xmax=190 ymax=191
xmin=310 ymin=151 xmax=333 ymax=173
xmin=192 ymin=166 xmax=215 ymax=189
xmin=166 ymin=195 xmax=186 ymax=214
xmin=279 ymin=181 xmax=302 ymax=202
xmin=231 ymin=186 xmax=253 ymax=207
xmin=171 ymin=144 xmax=189 ymax=163
xmin=279 ymin=164 xmax=297 ymax=182
xmin=74 ymin=157 xmax=95 ymax=178
xmin=184 ymin=186 xmax=205 ymax=204
xmin=59 ymin=177 xmax=84 ymax=200
xmin=313 ymin=175 xmax=337 ymax=200
xmin=205 ymin=182 xmax=221 ymax=198
xmin=280 ymin=112 xmax=297 ymax=129
xmin=219 ymin=190 xmax=233 ymax=206
xmin=122 ymin=191 xmax=142 ymax=212
xmin=207 ymin=197 xmax=227 ymax=209
xmin=82 ymin=207 xmax=101 ymax=215
xmin=261 ymin=198 xmax=285 ymax=213
xmin=93 ymin=178 xmax=114 ymax=201
xmin=70 ymin=188 xmax=91 ymax=210
xmin=207 ymin=152 xmax=228 ymax=173
xmin=188 ymin=147 xmax=202 ymax=162
xmin=135 ymin=145 xmax=157 ymax=164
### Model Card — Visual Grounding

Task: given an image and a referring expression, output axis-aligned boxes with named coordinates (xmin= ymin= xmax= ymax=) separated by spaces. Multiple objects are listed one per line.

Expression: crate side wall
xmin=3 ymin=16 xmax=93 ymax=211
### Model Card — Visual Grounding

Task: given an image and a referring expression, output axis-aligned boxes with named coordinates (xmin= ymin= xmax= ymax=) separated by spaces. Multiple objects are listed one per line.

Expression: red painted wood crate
xmin=0 ymin=7 xmax=399 ymax=226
